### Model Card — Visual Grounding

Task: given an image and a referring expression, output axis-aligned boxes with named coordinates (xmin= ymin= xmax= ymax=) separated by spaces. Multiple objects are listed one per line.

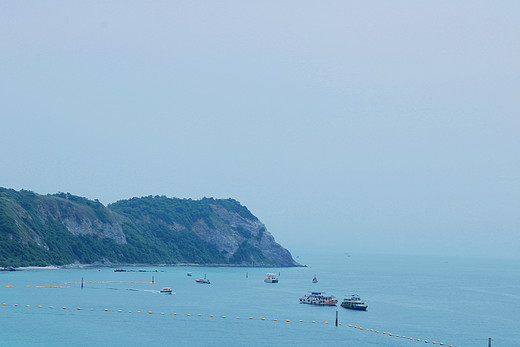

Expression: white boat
xmin=264 ymin=273 xmax=278 ymax=283
xmin=187 ymin=272 xmax=192 ymax=276
xmin=160 ymin=287 xmax=173 ymax=294
xmin=299 ymin=292 xmax=337 ymax=306
xmin=341 ymin=295 xmax=368 ymax=311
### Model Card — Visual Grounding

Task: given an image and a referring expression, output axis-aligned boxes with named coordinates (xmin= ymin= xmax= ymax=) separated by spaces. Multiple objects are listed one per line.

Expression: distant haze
xmin=1 ymin=1 xmax=519 ymax=258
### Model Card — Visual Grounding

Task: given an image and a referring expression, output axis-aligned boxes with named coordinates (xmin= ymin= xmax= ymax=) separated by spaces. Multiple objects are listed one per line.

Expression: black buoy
xmin=246 ymin=272 xmax=248 ymax=278
xmin=152 ymin=276 xmax=155 ymax=284
xmin=81 ymin=277 xmax=83 ymax=289
xmin=335 ymin=311 xmax=338 ymax=326
xmin=489 ymin=337 xmax=492 ymax=347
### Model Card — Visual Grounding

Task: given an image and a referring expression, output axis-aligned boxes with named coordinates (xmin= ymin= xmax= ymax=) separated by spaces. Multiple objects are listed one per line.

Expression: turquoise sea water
xmin=1 ymin=252 xmax=519 ymax=346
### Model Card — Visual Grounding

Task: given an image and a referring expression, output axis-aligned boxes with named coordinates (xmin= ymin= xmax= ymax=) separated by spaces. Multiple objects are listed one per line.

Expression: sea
xmin=1 ymin=251 xmax=519 ymax=346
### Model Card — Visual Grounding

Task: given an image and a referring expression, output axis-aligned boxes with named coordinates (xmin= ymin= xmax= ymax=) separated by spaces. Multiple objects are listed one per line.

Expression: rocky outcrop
xmin=37 ymin=197 xmax=127 ymax=244
xmin=61 ymin=218 xmax=126 ymax=244
xmin=199 ymin=203 xmax=298 ymax=266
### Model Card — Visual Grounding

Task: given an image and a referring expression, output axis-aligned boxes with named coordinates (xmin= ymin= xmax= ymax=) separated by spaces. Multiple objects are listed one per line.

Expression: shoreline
xmin=12 ymin=263 xmax=306 ymax=270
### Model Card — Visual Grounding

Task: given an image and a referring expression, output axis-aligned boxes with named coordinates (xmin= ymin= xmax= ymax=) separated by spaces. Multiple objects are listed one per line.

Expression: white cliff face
xmin=187 ymin=204 xmax=299 ymax=266
xmin=61 ymin=218 xmax=126 ymax=244
xmin=39 ymin=197 xmax=127 ymax=244
xmin=191 ymin=218 xmax=239 ymax=256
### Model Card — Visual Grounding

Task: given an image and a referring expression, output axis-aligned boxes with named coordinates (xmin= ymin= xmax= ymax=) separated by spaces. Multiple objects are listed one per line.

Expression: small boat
xmin=160 ymin=287 xmax=173 ymax=294
xmin=341 ymin=295 xmax=368 ymax=311
xmin=1 ymin=266 xmax=17 ymax=271
xmin=187 ymin=272 xmax=192 ymax=276
xmin=195 ymin=274 xmax=210 ymax=284
xmin=264 ymin=273 xmax=278 ymax=283
xmin=312 ymin=275 xmax=318 ymax=283
xmin=299 ymin=292 xmax=337 ymax=306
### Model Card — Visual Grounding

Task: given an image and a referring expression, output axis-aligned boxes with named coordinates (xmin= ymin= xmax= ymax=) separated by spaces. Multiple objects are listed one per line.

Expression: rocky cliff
xmin=0 ymin=188 xmax=300 ymax=267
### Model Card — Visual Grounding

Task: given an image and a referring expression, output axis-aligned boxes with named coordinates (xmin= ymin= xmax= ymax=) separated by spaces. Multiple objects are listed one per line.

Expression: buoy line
xmin=5 ymin=282 xmax=154 ymax=288
xmin=0 ymin=301 xmax=456 ymax=346
xmin=64 ymin=281 xmax=154 ymax=284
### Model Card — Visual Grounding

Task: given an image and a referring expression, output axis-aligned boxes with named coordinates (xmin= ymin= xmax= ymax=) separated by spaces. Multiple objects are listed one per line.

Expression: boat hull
xmin=340 ymin=303 xmax=367 ymax=311
xmin=300 ymin=301 xmax=337 ymax=306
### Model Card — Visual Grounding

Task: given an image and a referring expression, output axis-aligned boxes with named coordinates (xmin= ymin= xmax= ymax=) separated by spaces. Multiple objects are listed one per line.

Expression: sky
xmin=1 ymin=1 xmax=519 ymax=258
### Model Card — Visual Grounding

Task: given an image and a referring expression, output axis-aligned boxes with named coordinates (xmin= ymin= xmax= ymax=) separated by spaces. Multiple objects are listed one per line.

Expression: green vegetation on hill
xmin=0 ymin=188 xmax=296 ymax=267
xmin=0 ymin=188 xmax=123 ymax=266
xmin=109 ymin=196 xmax=217 ymax=229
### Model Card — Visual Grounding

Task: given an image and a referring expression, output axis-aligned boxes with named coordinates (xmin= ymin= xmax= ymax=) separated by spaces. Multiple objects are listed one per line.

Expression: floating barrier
xmin=64 ymin=281 xmax=154 ymax=285
xmin=36 ymin=286 xmax=70 ymax=288
xmin=0 ymin=301 xmax=454 ymax=346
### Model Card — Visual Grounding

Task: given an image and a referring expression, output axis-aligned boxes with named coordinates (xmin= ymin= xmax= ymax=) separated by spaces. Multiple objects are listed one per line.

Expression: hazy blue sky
xmin=1 ymin=1 xmax=519 ymax=258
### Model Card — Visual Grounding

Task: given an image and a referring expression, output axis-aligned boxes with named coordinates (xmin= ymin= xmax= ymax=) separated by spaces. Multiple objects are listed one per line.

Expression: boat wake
xmin=106 ymin=287 xmax=174 ymax=294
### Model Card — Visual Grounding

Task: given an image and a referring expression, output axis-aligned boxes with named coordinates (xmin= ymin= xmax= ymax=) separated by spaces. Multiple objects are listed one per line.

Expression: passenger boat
xmin=195 ymin=274 xmax=210 ymax=284
xmin=341 ymin=295 xmax=368 ymax=311
xmin=312 ymin=275 xmax=318 ymax=283
xmin=299 ymin=292 xmax=337 ymax=306
xmin=160 ymin=287 xmax=173 ymax=294
xmin=264 ymin=273 xmax=278 ymax=283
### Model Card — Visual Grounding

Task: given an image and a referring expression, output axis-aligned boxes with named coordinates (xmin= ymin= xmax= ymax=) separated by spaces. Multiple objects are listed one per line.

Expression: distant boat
xmin=264 ymin=273 xmax=278 ymax=283
xmin=312 ymin=275 xmax=318 ymax=283
xmin=196 ymin=274 xmax=210 ymax=284
xmin=341 ymin=295 xmax=368 ymax=311
xmin=299 ymin=292 xmax=337 ymax=306
xmin=1 ymin=266 xmax=16 ymax=272
xmin=187 ymin=272 xmax=192 ymax=276
xmin=160 ymin=287 xmax=173 ymax=294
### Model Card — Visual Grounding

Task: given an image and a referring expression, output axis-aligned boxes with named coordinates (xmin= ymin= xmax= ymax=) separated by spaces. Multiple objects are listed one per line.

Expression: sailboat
xmin=312 ymin=275 xmax=318 ymax=283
